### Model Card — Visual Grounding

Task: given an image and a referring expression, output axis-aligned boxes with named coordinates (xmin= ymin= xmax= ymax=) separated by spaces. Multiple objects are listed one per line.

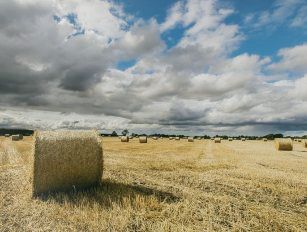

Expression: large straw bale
xmin=188 ymin=137 xmax=194 ymax=142
xmin=275 ymin=138 xmax=293 ymax=151
xmin=12 ymin=135 xmax=19 ymax=141
xmin=32 ymin=130 xmax=103 ymax=196
xmin=139 ymin=136 xmax=147 ymax=143
xmin=214 ymin=138 xmax=221 ymax=143
xmin=121 ymin=136 xmax=129 ymax=142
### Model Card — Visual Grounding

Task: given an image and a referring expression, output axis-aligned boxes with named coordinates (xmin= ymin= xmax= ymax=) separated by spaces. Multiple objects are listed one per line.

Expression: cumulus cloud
xmin=268 ymin=43 xmax=307 ymax=73
xmin=0 ymin=0 xmax=306 ymax=135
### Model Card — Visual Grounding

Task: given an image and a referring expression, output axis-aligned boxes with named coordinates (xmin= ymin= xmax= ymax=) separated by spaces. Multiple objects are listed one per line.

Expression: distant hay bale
xmin=169 ymin=137 xmax=174 ymax=140
xmin=298 ymin=139 xmax=302 ymax=142
xmin=152 ymin=137 xmax=158 ymax=140
xmin=11 ymin=135 xmax=20 ymax=141
xmin=121 ymin=136 xmax=129 ymax=142
xmin=139 ymin=136 xmax=147 ymax=143
xmin=32 ymin=130 xmax=103 ymax=196
xmin=228 ymin=138 xmax=233 ymax=141
xmin=4 ymin=134 xmax=10 ymax=137
xmin=18 ymin=134 xmax=23 ymax=140
xmin=241 ymin=138 xmax=246 ymax=141
xmin=175 ymin=137 xmax=180 ymax=141
xmin=188 ymin=137 xmax=194 ymax=142
xmin=263 ymin=138 xmax=268 ymax=141
xmin=275 ymin=138 xmax=293 ymax=151
xmin=211 ymin=138 xmax=214 ymax=140
xmin=214 ymin=138 xmax=221 ymax=143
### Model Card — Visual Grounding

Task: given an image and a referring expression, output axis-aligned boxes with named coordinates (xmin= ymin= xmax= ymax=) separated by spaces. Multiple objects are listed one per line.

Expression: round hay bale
xmin=175 ymin=137 xmax=180 ymax=141
xmin=32 ymin=130 xmax=103 ymax=196
xmin=121 ymin=136 xmax=129 ymax=142
xmin=18 ymin=134 xmax=23 ymax=140
xmin=188 ymin=137 xmax=194 ymax=142
xmin=298 ymin=139 xmax=302 ymax=142
xmin=241 ymin=138 xmax=246 ymax=141
xmin=152 ymin=137 xmax=158 ymax=140
xmin=263 ymin=138 xmax=268 ymax=142
xmin=228 ymin=138 xmax=233 ymax=141
xmin=214 ymin=138 xmax=221 ymax=143
xmin=211 ymin=138 xmax=214 ymax=140
xmin=4 ymin=134 xmax=10 ymax=137
xmin=11 ymin=135 xmax=20 ymax=141
xmin=275 ymin=138 xmax=293 ymax=151
xmin=139 ymin=136 xmax=147 ymax=143
xmin=169 ymin=137 xmax=174 ymax=140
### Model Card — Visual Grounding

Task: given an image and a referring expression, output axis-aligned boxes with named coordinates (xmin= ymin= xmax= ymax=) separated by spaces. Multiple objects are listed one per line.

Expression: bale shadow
xmin=38 ymin=179 xmax=181 ymax=208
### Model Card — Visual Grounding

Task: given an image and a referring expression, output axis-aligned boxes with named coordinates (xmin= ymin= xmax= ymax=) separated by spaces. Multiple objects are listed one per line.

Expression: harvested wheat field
xmin=1 ymin=136 xmax=307 ymax=231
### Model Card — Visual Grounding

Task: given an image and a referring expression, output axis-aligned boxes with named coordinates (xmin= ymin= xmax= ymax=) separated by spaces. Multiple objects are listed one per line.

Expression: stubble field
xmin=0 ymin=136 xmax=306 ymax=231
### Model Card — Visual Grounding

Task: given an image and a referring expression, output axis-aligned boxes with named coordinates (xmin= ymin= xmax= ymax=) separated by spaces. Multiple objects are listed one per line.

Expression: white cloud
xmin=269 ymin=43 xmax=307 ymax=73
xmin=245 ymin=0 xmax=306 ymax=29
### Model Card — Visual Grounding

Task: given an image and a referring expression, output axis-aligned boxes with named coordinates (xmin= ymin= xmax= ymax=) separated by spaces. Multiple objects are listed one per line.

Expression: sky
xmin=0 ymin=0 xmax=307 ymax=136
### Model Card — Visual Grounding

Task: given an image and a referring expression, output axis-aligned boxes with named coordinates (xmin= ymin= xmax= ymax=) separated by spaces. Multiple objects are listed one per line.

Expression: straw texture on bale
xmin=214 ymin=138 xmax=221 ymax=143
xmin=4 ymin=134 xmax=10 ymax=137
xmin=139 ymin=136 xmax=147 ymax=143
xmin=188 ymin=137 xmax=194 ymax=142
xmin=121 ymin=136 xmax=129 ymax=142
xmin=275 ymin=138 xmax=293 ymax=151
xmin=32 ymin=130 xmax=103 ymax=196
xmin=12 ymin=135 xmax=20 ymax=141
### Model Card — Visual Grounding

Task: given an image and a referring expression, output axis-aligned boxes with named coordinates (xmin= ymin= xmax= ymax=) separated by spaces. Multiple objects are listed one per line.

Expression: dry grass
xmin=0 ymin=136 xmax=307 ymax=231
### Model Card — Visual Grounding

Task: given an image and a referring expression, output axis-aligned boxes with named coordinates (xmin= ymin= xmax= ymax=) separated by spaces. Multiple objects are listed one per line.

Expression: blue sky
xmin=118 ymin=0 xmax=307 ymax=57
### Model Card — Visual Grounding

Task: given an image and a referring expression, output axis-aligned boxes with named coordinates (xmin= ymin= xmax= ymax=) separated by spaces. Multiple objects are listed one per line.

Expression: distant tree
xmin=111 ymin=131 xmax=117 ymax=137
xmin=264 ymin=134 xmax=283 ymax=140
xmin=122 ymin=129 xmax=129 ymax=136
